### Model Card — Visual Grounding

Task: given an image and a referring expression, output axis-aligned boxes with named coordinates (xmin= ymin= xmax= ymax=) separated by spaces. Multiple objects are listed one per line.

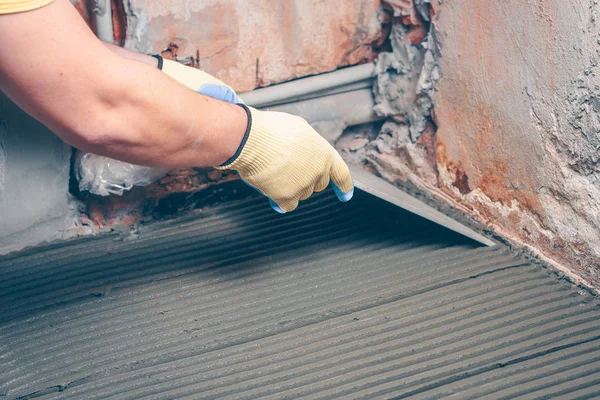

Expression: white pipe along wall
xmin=241 ymin=63 xmax=380 ymax=143
xmin=93 ymin=0 xmax=114 ymax=43
xmin=240 ymin=63 xmax=376 ymax=108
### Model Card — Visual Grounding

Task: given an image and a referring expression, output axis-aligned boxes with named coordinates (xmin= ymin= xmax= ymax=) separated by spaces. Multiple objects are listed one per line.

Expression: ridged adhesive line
xmin=4 ymin=244 xmax=499 ymax=391
xmin=43 ymin=270 xmax=584 ymax=398
xmin=2 ymin=189 xmax=598 ymax=400
xmin=42 ymin=268 xmax=559 ymax=399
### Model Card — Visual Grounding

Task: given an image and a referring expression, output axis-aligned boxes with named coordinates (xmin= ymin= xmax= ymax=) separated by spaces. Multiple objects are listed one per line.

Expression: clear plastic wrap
xmin=75 ymin=152 xmax=169 ymax=196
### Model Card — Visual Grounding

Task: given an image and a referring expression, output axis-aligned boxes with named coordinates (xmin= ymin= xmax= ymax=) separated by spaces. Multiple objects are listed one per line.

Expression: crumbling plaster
xmin=338 ymin=0 xmax=599 ymax=289
xmin=433 ymin=0 xmax=600 ymax=286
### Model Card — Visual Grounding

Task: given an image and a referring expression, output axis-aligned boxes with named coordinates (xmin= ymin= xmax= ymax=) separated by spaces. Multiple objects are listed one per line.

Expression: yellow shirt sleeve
xmin=0 ymin=0 xmax=53 ymax=14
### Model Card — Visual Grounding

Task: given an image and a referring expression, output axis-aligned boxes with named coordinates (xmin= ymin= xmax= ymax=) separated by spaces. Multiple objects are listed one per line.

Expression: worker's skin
xmin=0 ymin=0 xmax=246 ymax=167
xmin=0 ymin=0 xmax=354 ymax=212
xmin=104 ymin=43 xmax=160 ymax=69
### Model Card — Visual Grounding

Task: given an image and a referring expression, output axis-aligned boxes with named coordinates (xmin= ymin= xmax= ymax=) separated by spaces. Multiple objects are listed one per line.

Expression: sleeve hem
xmin=0 ymin=0 xmax=54 ymax=15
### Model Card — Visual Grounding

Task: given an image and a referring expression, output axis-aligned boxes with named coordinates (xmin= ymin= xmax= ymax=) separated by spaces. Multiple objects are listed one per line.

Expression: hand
xmin=216 ymin=105 xmax=354 ymax=213
xmin=158 ymin=57 xmax=354 ymax=212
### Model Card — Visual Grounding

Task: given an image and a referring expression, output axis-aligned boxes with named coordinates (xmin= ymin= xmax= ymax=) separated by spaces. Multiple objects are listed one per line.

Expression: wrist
xmin=151 ymin=54 xmax=163 ymax=69
xmin=213 ymin=103 xmax=250 ymax=167
xmin=218 ymin=103 xmax=252 ymax=168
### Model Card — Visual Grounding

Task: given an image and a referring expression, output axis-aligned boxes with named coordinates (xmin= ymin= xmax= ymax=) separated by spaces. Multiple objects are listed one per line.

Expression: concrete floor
xmin=1 ymin=188 xmax=599 ymax=399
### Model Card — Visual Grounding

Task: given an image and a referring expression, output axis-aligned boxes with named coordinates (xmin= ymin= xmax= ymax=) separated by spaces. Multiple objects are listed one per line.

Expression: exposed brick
xmin=124 ymin=0 xmax=383 ymax=92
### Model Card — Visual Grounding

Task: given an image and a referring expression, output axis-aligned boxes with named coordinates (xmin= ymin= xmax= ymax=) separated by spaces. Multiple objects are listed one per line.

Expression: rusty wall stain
xmin=432 ymin=0 xmax=600 ymax=289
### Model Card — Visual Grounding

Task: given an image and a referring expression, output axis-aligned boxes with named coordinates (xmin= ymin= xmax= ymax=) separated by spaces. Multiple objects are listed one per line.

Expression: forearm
xmin=80 ymin=57 xmax=247 ymax=168
xmin=0 ymin=0 xmax=245 ymax=168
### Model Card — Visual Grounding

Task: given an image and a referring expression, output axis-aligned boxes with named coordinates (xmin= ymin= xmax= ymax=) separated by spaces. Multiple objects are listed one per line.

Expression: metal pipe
xmin=267 ymin=88 xmax=381 ymax=143
xmin=350 ymin=166 xmax=496 ymax=247
xmin=93 ymin=0 xmax=114 ymax=43
xmin=240 ymin=63 xmax=376 ymax=108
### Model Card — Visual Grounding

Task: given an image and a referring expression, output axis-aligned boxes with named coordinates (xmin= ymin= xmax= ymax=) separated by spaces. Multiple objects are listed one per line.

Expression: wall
xmin=0 ymin=94 xmax=80 ymax=254
xmin=123 ymin=0 xmax=384 ymax=92
xmin=339 ymin=0 xmax=599 ymax=290
xmin=431 ymin=0 xmax=600 ymax=288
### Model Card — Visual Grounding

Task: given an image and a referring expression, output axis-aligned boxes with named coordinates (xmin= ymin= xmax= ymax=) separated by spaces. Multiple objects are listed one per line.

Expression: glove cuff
xmin=215 ymin=106 xmax=284 ymax=174
xmin=151 ymin=54 xmax=163 ymax=70
xmin=218 ymin=104 xmax=252 ymax=168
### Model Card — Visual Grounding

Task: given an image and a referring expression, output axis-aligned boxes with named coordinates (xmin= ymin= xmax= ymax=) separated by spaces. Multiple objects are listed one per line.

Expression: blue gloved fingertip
xmin=331 ymin=181 xmax=354 ymax=202
xmin=197 ymin=83 xmax=242 ymax=104
xmin=235 ymin=173 xmax=285 ymax=213
xmin=269 ymin=198 xmax=286 ymax=214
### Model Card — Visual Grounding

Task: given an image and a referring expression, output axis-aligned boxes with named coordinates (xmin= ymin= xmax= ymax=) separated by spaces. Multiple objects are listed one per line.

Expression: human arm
xmin=100 ymin=44 xmax=354 ymax=212
xmin=0 ymin=0 xmax=353 ymax=212
xmin=0 ymin=0 xmax=246 ymax=168
xmin=103 ymin=43 xmax=241 ymax=103
xmin=103 ymin=42 xmax=159 ymax=68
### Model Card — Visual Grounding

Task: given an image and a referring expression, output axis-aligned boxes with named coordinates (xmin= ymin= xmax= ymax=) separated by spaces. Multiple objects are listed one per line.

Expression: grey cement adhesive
xmin=1 ymin=186 xmax=599 ymax=399
xmin=0 ymin=93 xmax=79 ymax=255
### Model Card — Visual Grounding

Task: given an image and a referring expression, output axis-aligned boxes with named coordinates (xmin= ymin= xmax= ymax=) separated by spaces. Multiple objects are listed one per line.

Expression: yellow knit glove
xmin=157 ymin=56 xmax=241 ymax=103
xmin=216 ymin=105 xmax=354 ymax=213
